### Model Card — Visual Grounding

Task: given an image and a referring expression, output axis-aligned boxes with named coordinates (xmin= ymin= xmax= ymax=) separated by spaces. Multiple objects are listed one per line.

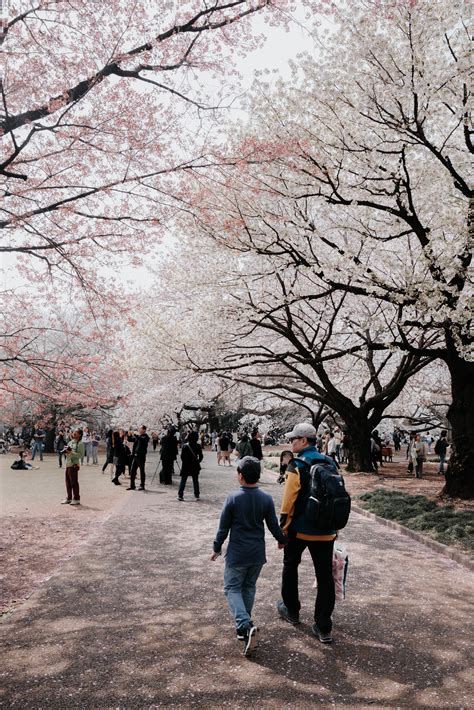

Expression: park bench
xmin=382 ymin=446 xmax=393 ymax=462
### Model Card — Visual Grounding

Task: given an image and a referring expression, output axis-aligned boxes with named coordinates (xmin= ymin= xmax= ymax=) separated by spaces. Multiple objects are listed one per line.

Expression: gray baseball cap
xmin=285 ymin=422 xmax=317 ymax=440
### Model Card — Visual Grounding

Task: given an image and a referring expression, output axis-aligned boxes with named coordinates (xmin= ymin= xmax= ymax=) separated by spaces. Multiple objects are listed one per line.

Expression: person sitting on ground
xmin=178 ymin=431 xmax=204 ymax=501
xmin=11 ymin=450 xmax=35 ymax=470
xmin=210 ymin=456 xmax=288 ymax=657
xmin=235 ymin=433 xmax=253 ymax=459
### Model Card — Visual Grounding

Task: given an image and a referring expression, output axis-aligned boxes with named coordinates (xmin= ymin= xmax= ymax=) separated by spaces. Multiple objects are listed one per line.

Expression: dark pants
xmin=415 ymin=457 xmax=424 ymax=478
xmin=130 ymin=457 xmax=146 ymax=487
xmin=65 ymin=465 xmax=80 ymax=501
xmin=178 ymin=472 xmax=200 ymax=499
xmin=58 ymin=451 xmax=63 ymax=468
xmin=161 ymin=458 xmax=174 ymax=484
xmin=282 ymin=537 xmax=335 ymax=633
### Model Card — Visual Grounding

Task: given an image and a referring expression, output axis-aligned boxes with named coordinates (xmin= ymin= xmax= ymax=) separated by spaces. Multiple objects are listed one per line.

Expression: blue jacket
xmin=213 ymin=486 xmax=287 ymax=566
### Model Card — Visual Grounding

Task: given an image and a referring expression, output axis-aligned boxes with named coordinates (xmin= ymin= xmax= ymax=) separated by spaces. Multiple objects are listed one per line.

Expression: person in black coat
xmin=127 ymin=425 xmax=150 ymax=490
xmin=250 ymin=430 xmax=263 ymax=460
xmin=177 ymin=431 xmax=204 ymax=501
xmin=160 ymin=428 xmax=178 ymax=484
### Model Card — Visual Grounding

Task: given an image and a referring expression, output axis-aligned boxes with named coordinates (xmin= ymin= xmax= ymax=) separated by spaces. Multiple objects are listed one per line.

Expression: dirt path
xmin=1 ymin=451 xmax=473 ymax=708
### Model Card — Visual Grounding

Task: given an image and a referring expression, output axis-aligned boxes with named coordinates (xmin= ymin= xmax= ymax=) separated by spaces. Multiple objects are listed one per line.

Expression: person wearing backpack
xmin=276 ymin=422 xmax=348 ymax=644
xmin=434 ymin=430 xmax=448 ymax=474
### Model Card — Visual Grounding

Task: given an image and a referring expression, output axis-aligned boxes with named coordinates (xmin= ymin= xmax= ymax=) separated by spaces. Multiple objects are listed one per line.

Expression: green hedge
xmin=358 ymin=489 xmax=473 ymax=553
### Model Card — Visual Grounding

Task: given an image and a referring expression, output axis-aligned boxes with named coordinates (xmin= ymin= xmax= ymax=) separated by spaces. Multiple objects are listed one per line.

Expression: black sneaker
xmin=177 ymin=496 xmax=184 ymax=502
xmin=312 ymin=623 xmax=332 ymax=644
xmin=243 ymin=625 xmax=259 ymax=656
xmin=138 ymin=485 xmax=145 ymax=490
xmin=236 ymin=622 xmax=253 ymax=640
xmin=126 ymin=486 xmax=136 ymax=491
xmin=277 ymin=600 xmax=300 ymax=625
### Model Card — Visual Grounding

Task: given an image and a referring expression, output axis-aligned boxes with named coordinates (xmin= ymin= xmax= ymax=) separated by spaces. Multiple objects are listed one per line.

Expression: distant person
xmin=178 ymin=431 xmax=204 ymax=501
xmin=102 ymin=429 xmax=114 ymax=475
xmin=127 ymin=425 xmax=150 ymax=490
xmin=235 ymin=433 xmax=253 ymax=459
xmin=55 ymin=430 xmax=67 ymax=468
xmin=151 ymin=431 xmax=159 ymax=451
xmin=210 ymin=456 xmax=287 ymax=656
xmin=160 ymin=428 xmax=178 ymax=484
xmin=250 ymin=430 xmax=263 ymax=461
xmin=91 ymin=431 xmax=100 ymax=464
xmin=61 ymin=429 xmax=85 ymax=505
xmin=277 ymin=450 xmax=293 ymax=484
xmin=435 ymin=430 xmax=449 ymax=475
xmin=414 ymin=434 xmax=428 ymax=479
xmin=327 ymin=432 xmax=338 ymax=463
xmin=371 ymin=430 xmax=383 ymax=469
xmin=219 ymin=432 xmax=231 ymax=466
xmin=11 ymin=451 xmax=35 ymax=470
xmin=31 ymin=424 xmax=45 ymax=461
xmin=82 ymin=427 xmax=92 ymax=465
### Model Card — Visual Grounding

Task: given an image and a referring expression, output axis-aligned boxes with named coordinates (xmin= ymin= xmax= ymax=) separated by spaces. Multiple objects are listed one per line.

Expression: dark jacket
xmin=250 ymin=437 xmax=263 ymax=460
xmin=131 ymin=433 xmax=150 ymax=459
xmin=213 ymin=486 xmax=287 ymax=566
xmin=161 ymin=433 xmax=178 ymax=461
xmin=180 ymin=442 xmax=203 ymax=475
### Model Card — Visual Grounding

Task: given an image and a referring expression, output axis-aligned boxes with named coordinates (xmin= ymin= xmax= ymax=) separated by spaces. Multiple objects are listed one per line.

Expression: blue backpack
xmin=305 ymin=463 xmax=351 ymax=530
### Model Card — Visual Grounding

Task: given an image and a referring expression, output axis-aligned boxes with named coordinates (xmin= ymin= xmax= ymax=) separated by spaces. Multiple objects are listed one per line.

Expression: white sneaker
xmin=70 ymin=499 xmax=80 ymax=505
xmin=61 ymin=499 xmax=71 ymax=504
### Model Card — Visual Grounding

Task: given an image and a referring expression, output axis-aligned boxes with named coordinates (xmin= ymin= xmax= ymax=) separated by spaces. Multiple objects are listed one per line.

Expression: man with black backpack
xmin=276 ymin=422 xmax=351 ymax=644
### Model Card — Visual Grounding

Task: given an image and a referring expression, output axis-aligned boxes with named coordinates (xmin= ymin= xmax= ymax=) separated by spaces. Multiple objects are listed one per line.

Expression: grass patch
xmin=358 ymin=489 xmax=474 ymax=553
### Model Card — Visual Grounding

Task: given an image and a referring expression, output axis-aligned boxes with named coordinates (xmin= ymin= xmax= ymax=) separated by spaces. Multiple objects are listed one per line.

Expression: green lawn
xmin=358 ymin=489 xmax=474 ymax=553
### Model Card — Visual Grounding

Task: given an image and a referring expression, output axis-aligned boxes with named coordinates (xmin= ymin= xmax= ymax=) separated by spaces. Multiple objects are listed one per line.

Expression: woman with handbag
xmin=178 ymin=431 xmax=203 ymax=501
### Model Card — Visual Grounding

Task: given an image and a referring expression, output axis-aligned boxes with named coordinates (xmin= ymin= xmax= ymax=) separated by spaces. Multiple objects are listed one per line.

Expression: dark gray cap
xmin=236 ymin=456 xmax=261 ymax=480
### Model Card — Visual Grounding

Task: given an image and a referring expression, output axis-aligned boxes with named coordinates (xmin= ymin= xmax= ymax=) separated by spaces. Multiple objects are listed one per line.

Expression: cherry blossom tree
xmin=180 ymin=0 xmax=472 ymax=495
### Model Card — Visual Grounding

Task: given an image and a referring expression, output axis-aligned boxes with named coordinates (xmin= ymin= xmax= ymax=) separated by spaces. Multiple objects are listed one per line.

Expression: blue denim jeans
xmin=438 ymin=453 xmax=446 ymax=473
xmin=31 ymin=440 xmax=43 ymax=461
xmin=223 ymin=563 xmax=263 ymax=632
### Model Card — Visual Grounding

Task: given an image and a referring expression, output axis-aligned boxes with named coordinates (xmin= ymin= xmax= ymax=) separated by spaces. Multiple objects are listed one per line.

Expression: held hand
xmin=278 ymin=542 xmax=287 ymax=550
xmin=210 ymin=551 xmax=220 ymax=561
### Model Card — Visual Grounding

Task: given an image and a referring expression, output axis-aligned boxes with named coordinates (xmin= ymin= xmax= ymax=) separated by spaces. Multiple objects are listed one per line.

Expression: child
xmin=278 ymin=450 xmax=293 ymax=484
xmin=210 ymin=456 xmax=287 ymax=656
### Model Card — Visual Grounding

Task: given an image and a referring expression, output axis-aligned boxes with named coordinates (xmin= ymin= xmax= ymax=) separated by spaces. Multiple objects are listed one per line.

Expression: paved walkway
xmin=1 ymin=452 xmax=473 ymax=709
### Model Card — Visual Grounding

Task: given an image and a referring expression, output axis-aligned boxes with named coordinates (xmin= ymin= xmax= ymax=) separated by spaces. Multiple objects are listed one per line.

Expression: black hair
xmin=239 ymin=468 xmax=260 ymax=484
xmin=306 ymin=437 xmax=316 ymax=445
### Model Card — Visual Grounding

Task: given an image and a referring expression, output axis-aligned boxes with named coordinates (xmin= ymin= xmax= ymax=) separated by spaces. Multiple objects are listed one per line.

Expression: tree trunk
xmin=442 ymin=356 xmax=474 ymax=499
xmin=345 ymin=418 xmax=376 ymax=473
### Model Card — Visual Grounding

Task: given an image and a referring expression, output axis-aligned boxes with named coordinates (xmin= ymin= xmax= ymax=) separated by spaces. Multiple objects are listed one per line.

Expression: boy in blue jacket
xmin=211 ymin=456 xmax=287 ymax=656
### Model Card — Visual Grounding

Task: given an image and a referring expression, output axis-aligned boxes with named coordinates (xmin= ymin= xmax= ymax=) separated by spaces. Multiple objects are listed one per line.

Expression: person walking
xmin=235 ymin=433 xmax=253 ymax=460
xmin=127 ymin=425 xmax=150 ymax=490
xmin=177 ymin=431 xmax=204 ymax=501
xmin=435 ymin=430 xmax=449 ymax=475
xmin=111 ymin=430 xmax=125 ymax=485
xmin=210 ymin=456 xmax=287 ymax=656
xmin=61 ymin=429 xmax=85 ymax=505
xmin=276 ymin=422 xmax=338 ymax=644
xmin=31 ymin=424 xmax=45 ymax=461
xmin=151 ymin=431 xmax=159 ymax=451
xmin=102 ymin=429 xmax=114 ymax=475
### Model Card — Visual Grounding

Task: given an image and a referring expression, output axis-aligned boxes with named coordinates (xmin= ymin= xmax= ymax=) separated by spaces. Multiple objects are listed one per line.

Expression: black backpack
xmin=305 ymin=463 xmax=351 ymax=530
